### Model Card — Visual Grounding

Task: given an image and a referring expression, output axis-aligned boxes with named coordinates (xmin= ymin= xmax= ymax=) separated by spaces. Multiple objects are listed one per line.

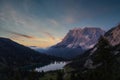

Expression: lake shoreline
xmin=35 ymin=61 xmax=68 ymax=72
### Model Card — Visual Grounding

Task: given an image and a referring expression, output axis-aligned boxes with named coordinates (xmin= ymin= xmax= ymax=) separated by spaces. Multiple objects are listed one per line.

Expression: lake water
xmin=35 ymin=62 xmax=67 ymax=72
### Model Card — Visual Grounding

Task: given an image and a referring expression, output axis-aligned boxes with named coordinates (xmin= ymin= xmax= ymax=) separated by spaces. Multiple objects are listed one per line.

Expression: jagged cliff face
xmin=105 ymin=24 xmax=120 ymax=46
xmin=54 ymin=27 xmax=105 ymax=49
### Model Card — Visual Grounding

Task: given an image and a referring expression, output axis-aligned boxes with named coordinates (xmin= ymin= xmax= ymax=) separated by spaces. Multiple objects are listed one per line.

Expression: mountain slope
xmin=64 ymin=24 xmax=120 ymax=80
xmin=0 ymin=37 xmax=63 ymax=67
xmin=54 ymin=27 xmax=105 ymax=49
xmin=105 ymin=24 xmax=120 ymax=46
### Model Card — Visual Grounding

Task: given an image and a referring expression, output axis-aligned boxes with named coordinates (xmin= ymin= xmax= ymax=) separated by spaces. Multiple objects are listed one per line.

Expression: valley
xmin=1 ymin=24 xmax=120 ymax=80
xmin=0 ymin=0 xmax=120 ymax=79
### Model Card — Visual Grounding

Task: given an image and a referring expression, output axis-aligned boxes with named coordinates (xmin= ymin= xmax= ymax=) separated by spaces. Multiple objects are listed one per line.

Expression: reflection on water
xmin=35 ymin=62 xmax=67 ymax=72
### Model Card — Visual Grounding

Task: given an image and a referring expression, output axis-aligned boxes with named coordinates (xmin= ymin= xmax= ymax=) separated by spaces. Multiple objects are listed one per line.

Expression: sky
xmin=0 ymin=0 xmax=120 ymax=48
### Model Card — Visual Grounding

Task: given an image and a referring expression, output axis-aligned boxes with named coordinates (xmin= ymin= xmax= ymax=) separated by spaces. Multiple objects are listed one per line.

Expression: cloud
xmin=0 ymin=3 xmax=44 ymax=34
xmin=0 ymin=27 xmax=32 ymax=39
xmin=43 ymin=32 xmax=55 ymax=40
xmin=64 ymin=16 xmax=75 ymax=24
xmin=9 ymin=31 xmax=34 ymax=39
xmin=48 ymin=19 xmax=59 ymax=26
xmin=1 ymin=29 xmax=48 ymax=42
xmin=0 ymin=2 xmax=64 ymax=48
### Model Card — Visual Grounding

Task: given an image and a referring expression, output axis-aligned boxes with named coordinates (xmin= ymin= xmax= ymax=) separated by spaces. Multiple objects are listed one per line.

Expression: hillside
xmin=0 ymin=37 xmax=64 ymax=68
xmin=64 ymin=24 xmax=120 ymax=80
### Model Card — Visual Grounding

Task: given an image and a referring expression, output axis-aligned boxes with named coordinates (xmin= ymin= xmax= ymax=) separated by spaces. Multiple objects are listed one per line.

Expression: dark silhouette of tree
xmin=82 ymin=36 xmax=120 ymax=80
xmin=56 ymin=71 xmax=63 ymax=80
xmin=70 ymin=72 xmax=75 ymax=80
xmin=93 ymin=36 xmax=113 ymax=64
xmin=41 ymin=70 xmax=45 ymax=76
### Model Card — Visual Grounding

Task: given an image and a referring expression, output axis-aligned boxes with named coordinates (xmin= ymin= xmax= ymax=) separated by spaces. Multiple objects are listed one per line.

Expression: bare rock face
xmin=105 ymin=24 xmax=120 ymax=46
xmin=54 ymin=27 xmax=105 ymax=50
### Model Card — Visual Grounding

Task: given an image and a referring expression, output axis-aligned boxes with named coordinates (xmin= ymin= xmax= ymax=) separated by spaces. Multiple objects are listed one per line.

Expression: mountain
xmin=0 ymin=37 xmax=63 ymax=67
xmin=29 ymin=46 xmax=47 ymax=53
xmin=64 ymin=24 xmax=120 ymax=80
xmin=105 ymin=24 xmax=120 ymax=46
xmin=53 ymin=27 xmax=105 ymax=49
xmin=41 ymin=27 xmax=105 ymax=59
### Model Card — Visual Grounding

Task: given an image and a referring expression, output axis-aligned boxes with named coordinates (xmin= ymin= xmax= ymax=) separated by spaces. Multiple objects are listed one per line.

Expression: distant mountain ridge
xmin=0 ymin=37 xmax=63 ymax=67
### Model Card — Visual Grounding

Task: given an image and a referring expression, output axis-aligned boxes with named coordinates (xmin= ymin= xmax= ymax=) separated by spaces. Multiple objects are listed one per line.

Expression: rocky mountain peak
xmin=54 ymin=27 xmax=105 ymax=49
